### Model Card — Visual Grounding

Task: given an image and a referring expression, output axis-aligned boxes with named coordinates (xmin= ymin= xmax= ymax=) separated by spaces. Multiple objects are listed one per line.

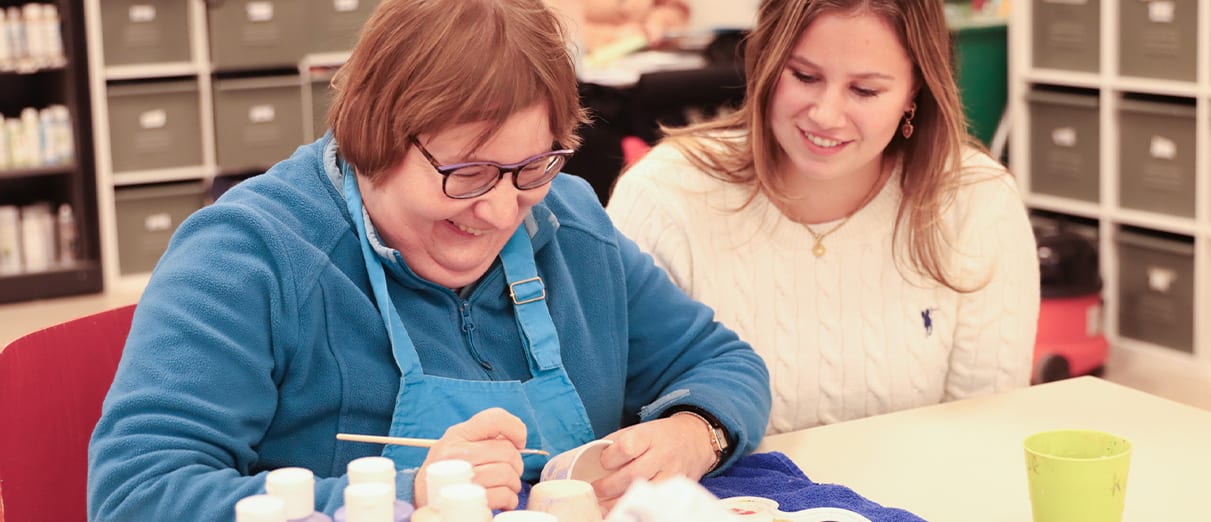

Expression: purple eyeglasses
xmin=411 ymin=137 xmax=575 ymax=199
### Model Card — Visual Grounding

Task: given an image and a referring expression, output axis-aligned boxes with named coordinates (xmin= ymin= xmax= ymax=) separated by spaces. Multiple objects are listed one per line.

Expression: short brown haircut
xmin=329 ymin=0 xmax=587 ymax=182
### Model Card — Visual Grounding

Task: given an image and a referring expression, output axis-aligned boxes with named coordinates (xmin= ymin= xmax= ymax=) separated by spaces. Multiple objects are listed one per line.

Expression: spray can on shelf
xmin=265 ymin=467 xmax=333 ymax=522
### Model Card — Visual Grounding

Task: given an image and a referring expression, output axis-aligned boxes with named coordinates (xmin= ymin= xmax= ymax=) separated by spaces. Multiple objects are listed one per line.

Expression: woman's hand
xmin=592 ymin=413 xmax=717 ymax=511
xmin=414 ymin=408 xmax=528 ymax=510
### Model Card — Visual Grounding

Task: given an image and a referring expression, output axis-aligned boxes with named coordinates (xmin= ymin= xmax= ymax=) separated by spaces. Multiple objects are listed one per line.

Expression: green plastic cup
xmin=1024 ymin=430 xmax=1132 ymax=522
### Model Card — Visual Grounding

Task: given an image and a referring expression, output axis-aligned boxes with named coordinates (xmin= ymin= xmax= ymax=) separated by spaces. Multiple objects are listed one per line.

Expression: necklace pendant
xmin=812 ymin=242 xmax=826 ymax=257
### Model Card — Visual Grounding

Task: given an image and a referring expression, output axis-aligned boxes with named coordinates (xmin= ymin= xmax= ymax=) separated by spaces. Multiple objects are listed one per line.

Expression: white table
xmin=756 ymin=377 xmax=1211 ymax=521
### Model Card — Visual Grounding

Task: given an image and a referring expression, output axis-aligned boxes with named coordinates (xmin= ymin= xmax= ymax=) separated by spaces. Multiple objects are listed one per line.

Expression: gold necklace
xmin=801 ymin=172 xmax=886 ymax=258
xmin=804 ymin=216 xmax=852 ymax=258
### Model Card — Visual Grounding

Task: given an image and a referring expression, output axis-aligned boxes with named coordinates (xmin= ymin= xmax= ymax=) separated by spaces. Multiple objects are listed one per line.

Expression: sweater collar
xmin=758 ymin=159 xmax=902 ymax=248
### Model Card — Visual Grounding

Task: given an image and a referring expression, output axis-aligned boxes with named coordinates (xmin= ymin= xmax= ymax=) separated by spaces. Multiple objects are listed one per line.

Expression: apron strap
xmin=341 ymin=164 xmax=425 ymax=377
xmin=500 ymin=228 xmax=562 ymax=372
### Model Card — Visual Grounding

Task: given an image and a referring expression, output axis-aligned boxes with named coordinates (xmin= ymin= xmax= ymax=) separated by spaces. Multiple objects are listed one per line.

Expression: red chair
xmin=0 ymin=304 xmax=136 ymax=522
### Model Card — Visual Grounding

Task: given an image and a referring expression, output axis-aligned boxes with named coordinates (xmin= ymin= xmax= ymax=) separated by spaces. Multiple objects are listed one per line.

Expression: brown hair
xmin=662 ymin=0 xmax=980 ymax=291
xmin=329 ymin=0 xmax=588 ymax=183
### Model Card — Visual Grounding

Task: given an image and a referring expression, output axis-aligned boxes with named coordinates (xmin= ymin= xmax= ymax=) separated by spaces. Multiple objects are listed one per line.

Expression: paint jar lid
xmin=266 ymin=467 xmax=316 ymax=520
xmin=348 ymin=456 xmax=397 ymax=485
xmin=235 ymin=494 xmax=287 ymax=522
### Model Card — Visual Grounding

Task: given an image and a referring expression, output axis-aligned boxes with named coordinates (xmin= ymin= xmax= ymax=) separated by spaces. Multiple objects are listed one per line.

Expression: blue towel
xmin=701 ymin=452 xmax=925 ymax=521
xmin=516 ymin=452 xmax=923 ymax=520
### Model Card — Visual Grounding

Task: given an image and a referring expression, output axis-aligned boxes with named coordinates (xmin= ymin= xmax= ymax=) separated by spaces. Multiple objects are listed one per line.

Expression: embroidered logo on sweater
xmin=921 ymin=308 xmax=937 ymax=337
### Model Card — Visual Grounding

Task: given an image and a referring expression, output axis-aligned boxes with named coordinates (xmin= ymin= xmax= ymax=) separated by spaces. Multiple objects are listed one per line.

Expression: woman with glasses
xmin=87 ymin=0 xmax=770 ymax=520
xmin=608 ymin=0 xmax=1038 ymax=435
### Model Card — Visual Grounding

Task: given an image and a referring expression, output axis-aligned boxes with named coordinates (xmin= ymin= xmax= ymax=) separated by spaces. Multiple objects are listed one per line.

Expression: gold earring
xmin=901 ymin=103 xmax=917 ymax=139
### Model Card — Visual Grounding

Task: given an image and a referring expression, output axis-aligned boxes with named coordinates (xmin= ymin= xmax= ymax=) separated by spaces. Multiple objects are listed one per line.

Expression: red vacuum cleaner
xmin=1033 ymin=223 xmax=1108 ymax=383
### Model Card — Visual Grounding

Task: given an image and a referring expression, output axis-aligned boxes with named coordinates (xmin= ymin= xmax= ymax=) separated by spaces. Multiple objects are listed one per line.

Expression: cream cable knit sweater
xmin=607 ymin=143 xmax=1040 ymax=434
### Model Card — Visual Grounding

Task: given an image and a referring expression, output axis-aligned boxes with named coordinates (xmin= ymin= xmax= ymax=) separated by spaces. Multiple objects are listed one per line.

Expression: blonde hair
xmin=329 ymin=0 xmax=588 ymax=182
xmin=662 ymin=0 xmax=980 ymax=291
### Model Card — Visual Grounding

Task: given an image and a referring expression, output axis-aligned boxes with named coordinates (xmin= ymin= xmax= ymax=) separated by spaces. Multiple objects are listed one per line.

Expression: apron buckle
xmin=509 ymin=276 xmax=546 ymax=305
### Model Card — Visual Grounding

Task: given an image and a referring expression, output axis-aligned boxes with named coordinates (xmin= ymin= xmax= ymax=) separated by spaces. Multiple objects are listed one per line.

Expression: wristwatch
xmin=672 ymin=409 xmax=729 ymax=470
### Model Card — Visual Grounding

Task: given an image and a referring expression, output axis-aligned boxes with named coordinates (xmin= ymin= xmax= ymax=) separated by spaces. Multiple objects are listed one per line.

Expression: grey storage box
xmin=307 ymin=0 xmax=378 ymax=55
xmin=1119 ymin=0 xmax=1197 ymax=82
xmin=213 ymin=75 xmax=305 ymax=173
xmin=101 ymin=0 xmax=192 ymax=66
xmin=1118 ymin=98 xmax=1196 ymax=217
xmin=1032 ymin=0 xmax=1099 ymax=72
xmin=1028 ymin=90 xmax=1100 ymax=202
xmin=207 ymin=0 xmax=305 ymax=71
xmin=115 ymin=181 xmax=205 ymax=274
xmin=1117 ymin=230 xmax=1194 ymax=353
xmin=106 ymin=79 xmax=204 ymax=173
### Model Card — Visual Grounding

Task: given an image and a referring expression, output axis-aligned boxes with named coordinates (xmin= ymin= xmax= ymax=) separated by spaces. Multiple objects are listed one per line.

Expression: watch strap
xmin=672 ymin=410 xmax=728 ymax=472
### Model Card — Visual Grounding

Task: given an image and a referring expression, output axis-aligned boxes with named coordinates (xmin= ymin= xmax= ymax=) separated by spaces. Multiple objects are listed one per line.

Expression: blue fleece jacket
xmin=87 ymin=136 xmax=771 ymax=520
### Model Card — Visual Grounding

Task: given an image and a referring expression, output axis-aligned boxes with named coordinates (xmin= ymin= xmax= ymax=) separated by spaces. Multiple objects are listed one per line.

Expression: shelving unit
xmin=1010 ymin=0 xmax=1211 ymax=376
xmin=83 ymin=0 xmax=376 ymax=291
xmin=0 ymin=0 xmax=103 ymax=304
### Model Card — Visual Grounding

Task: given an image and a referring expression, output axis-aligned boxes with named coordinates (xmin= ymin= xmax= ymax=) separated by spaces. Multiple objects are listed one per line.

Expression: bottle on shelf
xmin=236 ymin=494 xmax=288 ymax=522
xmin=3 ymin=118 xmax=21 ymax=168
xmin=4 ymin=6 xmax=27 ymax=71
xmin=19 ymin=202 xmax=52 ymax=272
xmin=19 ymin=107 xmax=38 ymax=167
xmin=265 ymin=467 xmax=333 ymax=522
xmin=52 ymin=104 xmax=73 ymax=164
xmin=21 ymin=3 xmax=45 ymax=66
xmin=0 ymin=9 xmax=10 ymax=68
xmin=41 ymin=3 xmax=64 ymax=66
xmin=0 ymin=119 xmax=10 ymax=169
xmin=56 ymin=202 xmax=76 ymax=265
xmin=0 ymin=205 xmax=21 ymax=274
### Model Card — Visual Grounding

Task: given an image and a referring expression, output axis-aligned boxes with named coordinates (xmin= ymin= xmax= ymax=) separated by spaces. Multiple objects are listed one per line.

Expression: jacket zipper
xmin=459 ymin=299 xmax=493 ymax=372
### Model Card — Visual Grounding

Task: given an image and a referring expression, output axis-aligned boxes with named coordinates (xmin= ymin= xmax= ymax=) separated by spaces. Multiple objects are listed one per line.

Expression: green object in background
xmin=1024 ymin=430 xmax=1133 ymax=522
xmin=950 ymin=14 xmax=1007 ymax=148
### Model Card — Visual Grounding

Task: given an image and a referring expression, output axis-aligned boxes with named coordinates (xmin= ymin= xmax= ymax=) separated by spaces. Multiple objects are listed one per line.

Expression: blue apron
xmin=341 ymin=165 xmax=595 ymax=481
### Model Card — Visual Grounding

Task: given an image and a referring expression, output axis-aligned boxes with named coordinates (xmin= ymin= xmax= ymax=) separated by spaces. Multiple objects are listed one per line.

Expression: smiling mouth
xmin=450 ymin=220 xmax=487 ymax=236
xmin=802 ymin=131 xmax=845 ymax=148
